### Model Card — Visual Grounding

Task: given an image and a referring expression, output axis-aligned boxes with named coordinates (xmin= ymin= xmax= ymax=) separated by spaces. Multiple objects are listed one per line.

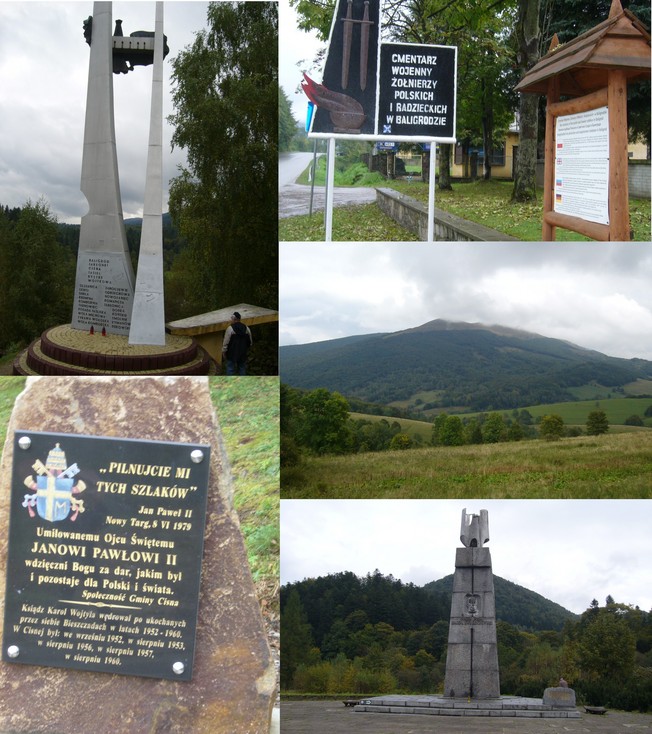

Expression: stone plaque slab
xmin=72 ymin=251 xmax=135 ymax=335
xmin=0 ymin=377 xmax=274 ymax=734
xmin=543 ymin=686 xmax=576 ymax=708
xmin=2 ymin=430 xmax=210 ymax=681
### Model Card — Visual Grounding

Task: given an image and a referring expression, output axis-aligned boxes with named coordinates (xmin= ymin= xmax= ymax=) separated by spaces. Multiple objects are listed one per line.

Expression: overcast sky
xmin=279 ymin=0 xmax=321 ymax=125
xmin=0 ymin=1 xmax=209 ymax=223
xmin=280 ymin=241 xmax=652 ymax=361
xmin=281 ymin=499 xmax=652 ymax=615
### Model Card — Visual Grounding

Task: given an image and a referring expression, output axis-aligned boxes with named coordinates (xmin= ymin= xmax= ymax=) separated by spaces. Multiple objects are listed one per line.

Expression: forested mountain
xmin=424 ymin=574 xmax=576 ymax=631
xmin=282 ymin=569 xmax=576 ymax=654
xmin=280 ymin=320 xmax=652 ymax=411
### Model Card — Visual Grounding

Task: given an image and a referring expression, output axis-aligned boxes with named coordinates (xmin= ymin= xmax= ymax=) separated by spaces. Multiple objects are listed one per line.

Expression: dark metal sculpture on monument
xmin=354 ymin=508 xmax=581 ymax=719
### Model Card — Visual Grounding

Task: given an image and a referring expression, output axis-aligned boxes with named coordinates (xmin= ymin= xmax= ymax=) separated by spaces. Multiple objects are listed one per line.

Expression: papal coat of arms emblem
xmin=21 ymin=443 xmax=86 ymax=522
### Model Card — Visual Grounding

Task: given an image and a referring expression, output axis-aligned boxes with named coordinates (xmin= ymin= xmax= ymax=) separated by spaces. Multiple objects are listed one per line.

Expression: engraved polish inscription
xmin=2 ymin=431 xmax=210 ymax=681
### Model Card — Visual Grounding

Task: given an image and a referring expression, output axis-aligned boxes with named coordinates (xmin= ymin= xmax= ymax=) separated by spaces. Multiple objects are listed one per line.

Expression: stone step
xmin=14 ymin=338 xmax=215 ymax=376
xmin=355 ymin=695 xmax=581 ymax=719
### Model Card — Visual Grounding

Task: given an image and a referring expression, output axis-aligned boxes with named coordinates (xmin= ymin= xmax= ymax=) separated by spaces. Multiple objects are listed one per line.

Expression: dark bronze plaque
xmin=2 ymin=430 xmax=210 ymax=681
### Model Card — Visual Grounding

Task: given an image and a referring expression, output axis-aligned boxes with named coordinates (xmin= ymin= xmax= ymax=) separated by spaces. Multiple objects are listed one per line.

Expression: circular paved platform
xmin=13 ymin=325 xmax=215 ymax=376
xmin=281 ymin=700 xmax=652 ymax=734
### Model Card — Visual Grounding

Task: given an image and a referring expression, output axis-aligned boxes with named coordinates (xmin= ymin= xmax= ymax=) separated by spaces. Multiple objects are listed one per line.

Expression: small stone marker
xmin=0 ymin=377 xmax=275 ymax=734
xmin=543 ymin=686 xmax=577 ymax=708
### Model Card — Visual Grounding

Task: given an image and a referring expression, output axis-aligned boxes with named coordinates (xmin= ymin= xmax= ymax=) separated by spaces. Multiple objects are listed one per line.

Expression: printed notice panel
xmin=554 ymin=106 xmax=609 ymax=225
xmin=377 ymin=42 xmax=457 ymax=141
xmin=2 ymin=430 xmax=210 ymax=681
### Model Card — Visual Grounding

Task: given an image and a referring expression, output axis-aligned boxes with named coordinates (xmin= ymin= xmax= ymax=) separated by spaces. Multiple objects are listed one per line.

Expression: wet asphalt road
xmin=278 ymin=152 xmax=377 ymax=219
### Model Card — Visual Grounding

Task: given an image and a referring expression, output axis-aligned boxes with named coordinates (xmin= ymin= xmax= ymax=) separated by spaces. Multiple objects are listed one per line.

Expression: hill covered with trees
xmin=280 ymin=320 xmax=652 ymax=412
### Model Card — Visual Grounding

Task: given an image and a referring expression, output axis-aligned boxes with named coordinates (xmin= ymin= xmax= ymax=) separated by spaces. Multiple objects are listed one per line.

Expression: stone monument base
xmin=13 ymin=324 xmax=216 ymax=375
xmin=354 ymin=695 xmax=581 ymax=719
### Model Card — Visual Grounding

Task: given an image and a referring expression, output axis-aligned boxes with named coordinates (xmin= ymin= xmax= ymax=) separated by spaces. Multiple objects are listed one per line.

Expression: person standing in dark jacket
xmin=222 ymin=312 xmax=252 ymax=375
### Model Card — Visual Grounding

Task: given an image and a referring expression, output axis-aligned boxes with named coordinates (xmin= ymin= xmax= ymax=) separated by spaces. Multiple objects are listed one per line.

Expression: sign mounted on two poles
xmin=303 ymin=0 xmax=457 ymax=143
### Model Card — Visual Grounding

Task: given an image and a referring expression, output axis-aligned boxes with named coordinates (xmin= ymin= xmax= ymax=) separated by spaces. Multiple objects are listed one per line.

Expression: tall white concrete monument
xmin=72 ymin=2 xmax=166 ymax=341
xmin=129 ymin=2 xmax=166 ymax=345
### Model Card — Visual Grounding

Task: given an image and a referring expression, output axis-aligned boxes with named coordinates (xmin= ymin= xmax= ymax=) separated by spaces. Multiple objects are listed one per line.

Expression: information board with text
xmin=554 ymin=106 xmax=610 ymax=225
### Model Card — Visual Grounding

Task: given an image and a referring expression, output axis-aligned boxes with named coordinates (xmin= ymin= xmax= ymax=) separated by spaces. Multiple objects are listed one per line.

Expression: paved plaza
xmin=281 ymin=700 xmax=652 ymax=734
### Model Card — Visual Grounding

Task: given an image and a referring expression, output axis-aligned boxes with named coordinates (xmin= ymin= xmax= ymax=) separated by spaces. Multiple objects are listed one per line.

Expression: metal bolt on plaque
xmin=190 ymin=449 xmax=204 ymax=463
xmin=7 ymin=646 xmax=19 ymax=658
xmin=172 ymin=662 xmax=185 ymax=675
xmin=18 ymin=436 xmax=31 ymax=450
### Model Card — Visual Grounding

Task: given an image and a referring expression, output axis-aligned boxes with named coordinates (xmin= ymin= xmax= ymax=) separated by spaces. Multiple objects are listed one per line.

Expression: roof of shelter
xmin=515 ymin=0 xmax=650 ymax=96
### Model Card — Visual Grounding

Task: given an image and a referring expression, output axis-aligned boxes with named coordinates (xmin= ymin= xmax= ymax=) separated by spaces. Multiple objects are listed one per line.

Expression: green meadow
xmin=449 ymin=396 xmax=652 ymax=428
xmin=281 ymin=429 xmax=652 ymax=499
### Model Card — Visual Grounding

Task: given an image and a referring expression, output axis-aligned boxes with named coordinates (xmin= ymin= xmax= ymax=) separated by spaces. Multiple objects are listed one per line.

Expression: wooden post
xmin=607 ymin=69 xmax=630 ymax=240
xmin=542 ymin=75 xmax=560 ymax=241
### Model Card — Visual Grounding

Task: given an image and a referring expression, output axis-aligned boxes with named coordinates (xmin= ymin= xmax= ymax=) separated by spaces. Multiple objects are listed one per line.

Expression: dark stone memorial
xmin=3 ymin=430 xmax=210 ymax=682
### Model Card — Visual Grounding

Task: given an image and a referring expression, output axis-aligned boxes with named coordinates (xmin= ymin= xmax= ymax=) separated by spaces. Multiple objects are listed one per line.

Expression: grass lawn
xmin=279 ymin=203 xmax=418 ymax=241
xmin=281 ymin=430 xmax=652 ymax=499
xmin=387 ymin=178 xmax=652 ymax=241
xmin=281 ymin=158 xmax=651 ymax=241
xmin=208 ymin=377 xmax=279 ymax=620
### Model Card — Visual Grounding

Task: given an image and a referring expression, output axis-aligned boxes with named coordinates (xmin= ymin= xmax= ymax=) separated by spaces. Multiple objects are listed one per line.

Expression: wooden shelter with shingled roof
xmin=515 ymin=0 xmax=650 ymax=241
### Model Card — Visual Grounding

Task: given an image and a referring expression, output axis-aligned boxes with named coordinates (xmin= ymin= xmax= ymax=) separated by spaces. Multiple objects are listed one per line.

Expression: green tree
xmin=539 ymin=413 xmax=564 ymax=440
xmin=586 ymin=410 xmax=609 ymax=436
xmin=431 ymin=413 xmax=449 ymax=445
xmin=465 ymin=418 xmax=484 ymax=444
xmin=298 ymin=388 xmax=352 ymax=454
xmin=168 ymin=2 xmax=278 ymax=315
xmin=279 ymin=87 xmax=297 ymax=151
xmin=482 ymin=412 xmax=508 ymax=443
xmin=281 ymin=589 xmax=315 ymax=688
xmin=440 ymin=415 xmax=466 ymax=446
xmin=508 ymin=420 xmax=525 ymax=441
xmin=575 ymin=609 xmax=636 ymax=680
xmin=389 ymin=432 xmax=412 ymax=450
xmin=624 ymin=414 xmax=643 ymax=426
xmin=0 ymin=200 xmax=74 ymax=351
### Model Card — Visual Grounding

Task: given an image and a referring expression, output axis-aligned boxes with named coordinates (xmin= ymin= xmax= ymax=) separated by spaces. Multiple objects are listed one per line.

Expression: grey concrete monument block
xmin=455 ymin=547 xmax=492 ymax=567
xmin=543 ymin=687 xmax=577 ymax=707
xmin=72 ymin=250 xmax=134 ymax=334
xmin=452 ymin=567 xmax=473 ymax=590
xmin=444 ymin=509 xmax=500 ymax=700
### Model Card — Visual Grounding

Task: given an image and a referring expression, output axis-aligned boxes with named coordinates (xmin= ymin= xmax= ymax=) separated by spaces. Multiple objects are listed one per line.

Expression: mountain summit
xmin=280 ymin=320 xmax=652 ymax=412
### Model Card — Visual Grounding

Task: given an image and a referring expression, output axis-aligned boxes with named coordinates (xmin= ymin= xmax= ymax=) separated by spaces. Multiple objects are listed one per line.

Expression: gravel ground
xmin=280 ymin=700 xmax=652 ymax=734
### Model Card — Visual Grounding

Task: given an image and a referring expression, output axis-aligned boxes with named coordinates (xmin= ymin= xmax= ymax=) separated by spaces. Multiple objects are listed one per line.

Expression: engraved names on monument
xmin=74 ymin=253 xmax=134 ymax=333
xmin=2 ymin=430 xmax=210 ymax=681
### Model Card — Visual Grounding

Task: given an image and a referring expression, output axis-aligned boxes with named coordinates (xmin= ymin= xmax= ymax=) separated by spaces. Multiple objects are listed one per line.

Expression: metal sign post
xmin=427 ymin=142 xmax=437 ymax=243
xmin=302 ymin=0 xmax=458 ymax=240
xmin=325 ymin=137 xmax=336 ymax=241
